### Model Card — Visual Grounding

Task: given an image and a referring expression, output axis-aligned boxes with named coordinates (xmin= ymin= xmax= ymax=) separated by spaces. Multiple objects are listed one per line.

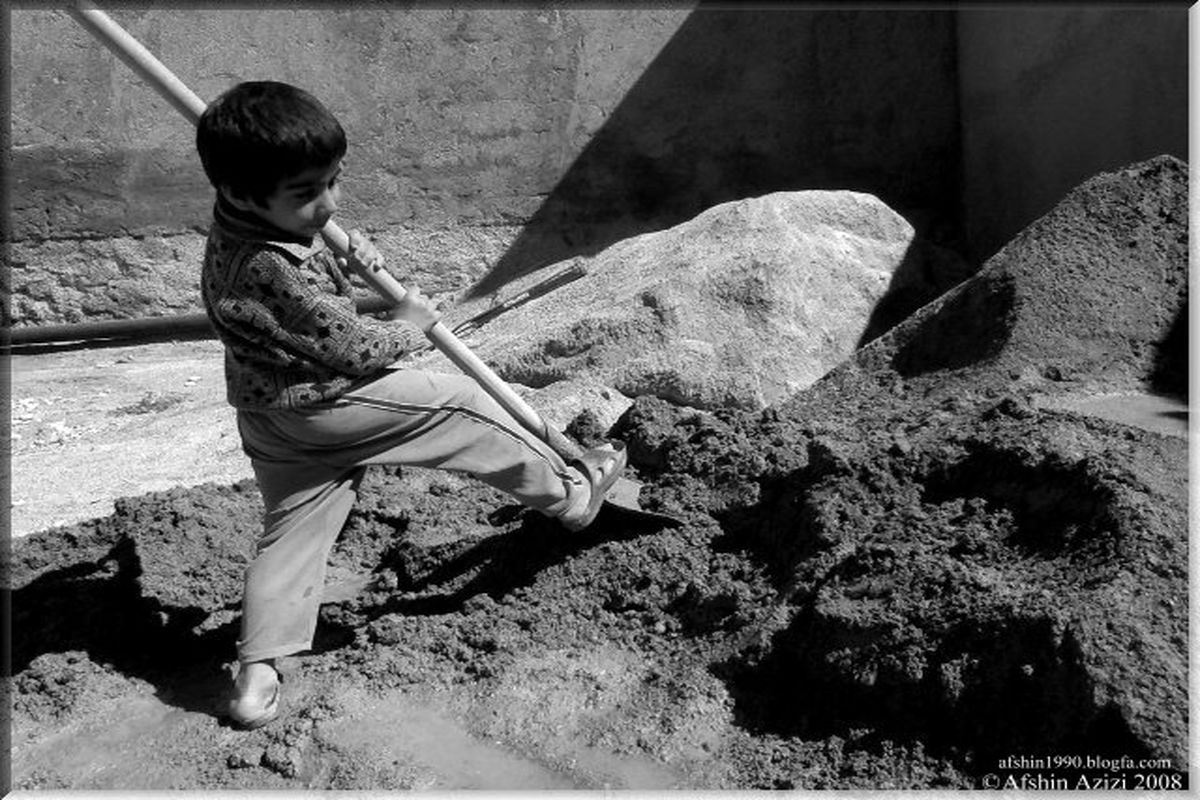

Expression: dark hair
xmin=196 ymin=81 xmax=346 ymax=204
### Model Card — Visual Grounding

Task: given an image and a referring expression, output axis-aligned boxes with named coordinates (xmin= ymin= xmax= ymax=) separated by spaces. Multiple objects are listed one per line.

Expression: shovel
xmin=66 ymin=2 xmax=680 ymax=530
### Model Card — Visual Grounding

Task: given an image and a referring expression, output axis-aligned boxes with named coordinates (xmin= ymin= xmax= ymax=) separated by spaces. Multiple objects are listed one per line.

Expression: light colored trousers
xmin=234 ymin=368 xmax=575 ymax=663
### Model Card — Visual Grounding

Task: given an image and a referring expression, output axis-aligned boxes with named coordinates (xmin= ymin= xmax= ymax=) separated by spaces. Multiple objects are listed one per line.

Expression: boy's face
xmin=237 ymin=160 xmax=343 ymax=239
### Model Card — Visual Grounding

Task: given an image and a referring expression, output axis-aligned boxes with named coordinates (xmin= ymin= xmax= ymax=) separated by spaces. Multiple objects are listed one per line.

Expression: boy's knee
xmin=439 ymin=374 xmax=491 ymax=412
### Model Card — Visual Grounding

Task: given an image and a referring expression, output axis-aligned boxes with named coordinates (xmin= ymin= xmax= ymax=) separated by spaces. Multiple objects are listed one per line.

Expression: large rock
xmin=414 ymin=190 xmax=969 ymax=412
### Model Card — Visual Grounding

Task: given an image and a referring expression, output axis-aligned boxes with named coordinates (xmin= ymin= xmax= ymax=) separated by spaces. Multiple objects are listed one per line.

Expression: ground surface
xmin=8 ymin=340 xmax=1186 ymax=793
xmin=8 ymin=157 xmax=1190 ymax=793
xmin=10 ymin=339 xmax=247 ymax=538
xmin=9 ymin=340 xmax=1185 ymax=541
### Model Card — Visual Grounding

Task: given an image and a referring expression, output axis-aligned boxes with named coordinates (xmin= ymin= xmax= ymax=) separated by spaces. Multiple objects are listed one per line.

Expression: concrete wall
xmin=10 ymin=6 xmax=1186 ymax=327
xmin=9 ymin=6 xmax=961 ymax=325
xmin=8 ymin=7 xmax=684 ymax=322
xmin=956 ymin=7 xmax=1189 ymax=262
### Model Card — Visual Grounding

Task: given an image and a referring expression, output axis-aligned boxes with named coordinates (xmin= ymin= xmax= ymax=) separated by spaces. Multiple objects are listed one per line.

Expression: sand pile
xmin=9 ymin=156 xmax=1187 ymax=791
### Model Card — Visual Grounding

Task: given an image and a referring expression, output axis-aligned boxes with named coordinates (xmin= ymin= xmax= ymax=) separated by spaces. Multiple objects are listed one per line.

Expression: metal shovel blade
xmin=599 ymin=475 xmax=683 ymax=529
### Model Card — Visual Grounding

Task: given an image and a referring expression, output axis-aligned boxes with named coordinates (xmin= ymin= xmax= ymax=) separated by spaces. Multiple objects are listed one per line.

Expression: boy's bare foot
xmin=228 ymin=659 xmax=281 ymax=729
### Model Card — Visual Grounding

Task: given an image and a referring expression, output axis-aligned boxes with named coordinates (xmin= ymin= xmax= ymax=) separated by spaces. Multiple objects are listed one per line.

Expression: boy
xmin=196 ymin=81 xmax=625 ymax=729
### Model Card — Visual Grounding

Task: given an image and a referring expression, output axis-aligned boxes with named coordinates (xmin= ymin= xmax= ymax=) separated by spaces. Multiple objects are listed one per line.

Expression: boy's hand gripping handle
xmin=66 ymin=1 xmax=587 ymax=464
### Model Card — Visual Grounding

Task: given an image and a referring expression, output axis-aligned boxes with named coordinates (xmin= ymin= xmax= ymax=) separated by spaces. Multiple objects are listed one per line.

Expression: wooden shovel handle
xmin=66 ymin=1 xmax=585 ymax=462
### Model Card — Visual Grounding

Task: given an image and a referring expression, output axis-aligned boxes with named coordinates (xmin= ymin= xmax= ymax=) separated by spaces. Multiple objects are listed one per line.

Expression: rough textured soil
xmin=8 ymin=157 xmax=1188 ymax=791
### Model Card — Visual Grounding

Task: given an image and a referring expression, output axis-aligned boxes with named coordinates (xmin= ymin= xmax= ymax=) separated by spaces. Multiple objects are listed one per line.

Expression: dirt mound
xmin=616 ymin=395 xmax=1185 ymax=773
xmin=609 ymin=154 xmax=1188 ymax=774
xmin=864 ymin=154 xmax=1186 ymax=396
xmin=9 ymin=157 xmax=1187 ymax=791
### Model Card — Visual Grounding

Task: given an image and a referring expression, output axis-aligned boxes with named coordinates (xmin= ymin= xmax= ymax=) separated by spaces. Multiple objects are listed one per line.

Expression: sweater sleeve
xmin=218 ymin=247 xmax=424 ymax=377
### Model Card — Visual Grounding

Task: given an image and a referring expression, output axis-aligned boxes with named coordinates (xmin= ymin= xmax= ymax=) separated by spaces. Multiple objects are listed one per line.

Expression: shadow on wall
xmin=468 ymin=5 xmax=964 ymax=298
xmin=1147 ymin=300 xmax=1187 ymax=401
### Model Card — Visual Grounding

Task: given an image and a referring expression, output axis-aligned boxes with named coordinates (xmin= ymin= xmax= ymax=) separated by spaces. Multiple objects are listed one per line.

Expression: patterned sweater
xmin=200 ymin=197 xmax=423 ymax=409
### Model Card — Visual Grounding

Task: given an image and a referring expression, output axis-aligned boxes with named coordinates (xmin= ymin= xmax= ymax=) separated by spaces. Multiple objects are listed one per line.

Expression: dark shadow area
xmin=890 ymin=273 xmax=1016 ymax=378
xmin=920 ymin=445 xmax=1121 ymax=562
xmin=351 ymin=503 xmax=676 ymax=620
xmin=692 ymin=420 xmax=1179 ymax=780
xmin=708 ymin=478 xmax=826 ymax=590
xmin=10 ymin=534 xmax=239 ymax=718
xmin=698 ymin=430 xmax=867 ymax=590
xmin=713 ymin=613 xmax=1156 ymax=775
xmin=470 ymin=5 xmax=964 ymax=298
xmin=857 ymin=240 xmax=978 ymax=348
xmin=1146 ymin=299 xmax=1187 ymax=401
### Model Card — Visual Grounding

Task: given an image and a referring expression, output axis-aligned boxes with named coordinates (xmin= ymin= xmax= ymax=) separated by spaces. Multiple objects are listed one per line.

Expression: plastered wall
xmin=7 ymin=5 xmax=1187 ymax=326
xmin=957 ymin=6 xmax=1188 ymax=262
xmin=8 ymin=7 xmax=688 ymax=322
xmin=9 ymin=6 xmax=961 ymax=325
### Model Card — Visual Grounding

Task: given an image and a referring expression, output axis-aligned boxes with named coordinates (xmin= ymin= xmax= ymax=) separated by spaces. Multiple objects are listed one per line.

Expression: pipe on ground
xmin=7 ymin=297 xmax=395 ymax=347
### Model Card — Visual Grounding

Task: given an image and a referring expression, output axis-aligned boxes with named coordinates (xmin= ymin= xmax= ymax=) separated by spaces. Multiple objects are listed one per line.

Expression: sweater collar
xmin=211 ymin=193 xmax=324 ymax=260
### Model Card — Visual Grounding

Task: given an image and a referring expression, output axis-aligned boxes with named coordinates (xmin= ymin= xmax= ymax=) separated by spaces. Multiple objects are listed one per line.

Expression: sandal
xmin=561 ymin=441 xmax=628 ymax=532
xmin=228 ymin=661 xmax=281 ymax=730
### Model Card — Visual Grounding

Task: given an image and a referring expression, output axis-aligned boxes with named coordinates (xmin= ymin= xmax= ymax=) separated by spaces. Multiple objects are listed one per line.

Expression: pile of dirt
xmin=9 ymin=157 xmax=1187 ymax=791
xmin=610 ymin=154 xmax=1188 ymax=779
